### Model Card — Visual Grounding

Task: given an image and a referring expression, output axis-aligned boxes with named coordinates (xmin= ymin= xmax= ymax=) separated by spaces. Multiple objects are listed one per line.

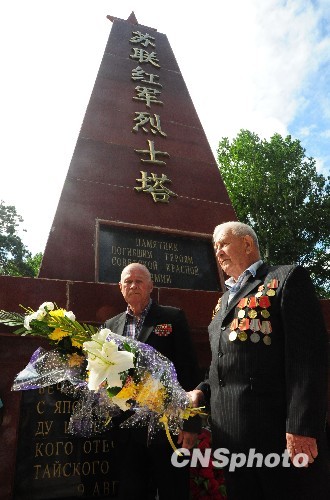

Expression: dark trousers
xmin=114 ymin=427 xmax=190 ymax=500
xmin=223 ymin=443 xmax=330 ymax=500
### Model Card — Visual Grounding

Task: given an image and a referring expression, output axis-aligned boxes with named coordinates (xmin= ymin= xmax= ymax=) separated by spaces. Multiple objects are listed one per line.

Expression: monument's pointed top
xmin=107 ymin=11 xmax=138 ymax=25
xmin=107 ymin=11 xmax=156 ymax=31
xmin=127 ymin=11 xmax=139 ymax=24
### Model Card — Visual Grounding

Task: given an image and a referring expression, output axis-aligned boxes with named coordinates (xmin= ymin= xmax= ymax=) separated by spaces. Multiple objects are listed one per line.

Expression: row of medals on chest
xmin=229 ymin=281 xmax=278 ymax=345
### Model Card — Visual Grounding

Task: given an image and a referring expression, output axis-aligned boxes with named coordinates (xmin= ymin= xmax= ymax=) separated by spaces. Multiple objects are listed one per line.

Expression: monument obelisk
xmin=0 ymin=13 xmax=237 ymax=500
xmin=39 ymin=12 xmax=236 ymax=283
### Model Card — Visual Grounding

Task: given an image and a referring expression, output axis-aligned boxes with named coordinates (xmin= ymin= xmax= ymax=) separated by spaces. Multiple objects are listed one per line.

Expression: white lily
xmin=24 ymin=309 xmax=46 ymax=330
xmin=64 ymin=310 xmax=76 ymax=321
xmin=24 ymin=313 xmax=35 ymax=331
xmin=39 ymin=302 xmax=55 ymax=312
xmin=83 ymin=332 xmax=134 ymax=391
xmin=83 ymin=329 xmax=111 ymax=355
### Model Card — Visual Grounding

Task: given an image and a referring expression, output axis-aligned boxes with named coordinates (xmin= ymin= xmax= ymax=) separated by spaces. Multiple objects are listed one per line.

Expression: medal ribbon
xmin=259 ymin=295 xmax=271 ymax=308
xmin=248 ymin=296 xmax=258 ymax=308
xmin=260 ymin=321 xmax=272 ymax=334
xmin=250 ymin=318 xmax=261 ymax=332
xmin=238 ymin=297 xmax=248 ymax=309
xmin=239 ymin=318 xmax=250 ymax=331
xmin=267 ymin=279 xmax=279 ymax=289
xmin=230 ymin=318 xmax=239 ymax=330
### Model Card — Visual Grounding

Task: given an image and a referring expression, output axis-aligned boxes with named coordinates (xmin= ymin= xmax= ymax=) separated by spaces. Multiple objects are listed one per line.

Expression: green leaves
xmin=0 ymin=200 xmax=42 ymax=277
xmin=107 ymin=386 xmax=122 ymax=398
xmin=217 ymin=130 xmax=330 ymax=297
xmin=0 ymin=310 xmax=24 ymax=326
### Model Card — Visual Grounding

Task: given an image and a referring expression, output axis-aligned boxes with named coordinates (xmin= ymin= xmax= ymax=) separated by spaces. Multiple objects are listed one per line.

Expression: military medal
xmin=229 ymin=331 xmax=238 ymax=341
xmin=154 ymin=324 xmax=173 ymax=336
xmin=250 ymin=332 xmax=260 ymax=343
xmin=238 ymin=331 xmax=248 ymax=341
xmin=263 ymin=335 xmax=272 ymax=345
xmin=230 ymin=277 xmax=279 ymax=346
xmin=212 ymin=297 xmax=222 ymax=319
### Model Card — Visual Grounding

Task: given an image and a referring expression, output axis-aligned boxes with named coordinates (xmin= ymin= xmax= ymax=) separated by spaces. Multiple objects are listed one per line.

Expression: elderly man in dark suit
xmin=189 ymin=221 xmax=329 ymax=500
xmin=105 ymin=262 xmax=200 ymax=500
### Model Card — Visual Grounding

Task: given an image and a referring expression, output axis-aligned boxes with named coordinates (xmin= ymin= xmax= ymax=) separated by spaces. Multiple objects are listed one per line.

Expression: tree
xmin=217 ymin=130 xmax=330 ymax=298
xmin=0 ymin=201 xmax=42 ymax=277
xmin=25 ymin=252 xmax=43 ymax=276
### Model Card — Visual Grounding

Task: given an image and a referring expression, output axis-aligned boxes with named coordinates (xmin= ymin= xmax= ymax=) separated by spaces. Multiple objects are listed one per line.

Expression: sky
xmin=1 ymin=0 xmax=330 ymax=255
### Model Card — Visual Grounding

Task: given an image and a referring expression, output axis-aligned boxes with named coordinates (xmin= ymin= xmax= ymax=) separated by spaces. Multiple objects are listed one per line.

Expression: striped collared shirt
xmin=225 ymin=260 xmax=263 ymax=302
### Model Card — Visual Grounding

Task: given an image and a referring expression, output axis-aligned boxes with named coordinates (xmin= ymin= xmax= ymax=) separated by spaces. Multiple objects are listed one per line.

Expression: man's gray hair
xmin=213 ymin=221 xmax=259 ymax=250
xmin=120 ymin=262 xmax=152 ymax=282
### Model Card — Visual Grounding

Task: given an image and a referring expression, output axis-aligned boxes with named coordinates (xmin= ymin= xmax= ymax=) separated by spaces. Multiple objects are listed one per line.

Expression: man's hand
xmin=177 ymin=430 xmax=198 ymax=449
xmin=286 ymin=433 xmax=318 ymax=467
xmin=187 ymin=389 xmax=204 ymax=408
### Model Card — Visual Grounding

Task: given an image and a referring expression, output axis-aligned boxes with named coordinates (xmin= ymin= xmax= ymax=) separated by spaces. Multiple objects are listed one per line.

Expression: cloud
xmin=297 ymin=125 xmax=317 ymax=137
xmin=314 ymin=156 xmax=330 ymax=177
xmin=320 ymin=129 xmax=330 ymax=138
xmin=251 ymin=1 xmax=323 ymax=127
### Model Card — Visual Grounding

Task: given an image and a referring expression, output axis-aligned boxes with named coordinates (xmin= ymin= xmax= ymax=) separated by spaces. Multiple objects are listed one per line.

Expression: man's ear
xmin=119 ymin=282 xmax=123 ymax=292
xmin=244 ymin=235 xmax=254 ymax=254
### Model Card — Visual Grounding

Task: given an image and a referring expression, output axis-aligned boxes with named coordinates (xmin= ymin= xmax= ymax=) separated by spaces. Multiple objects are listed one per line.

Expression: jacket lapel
xmin=138 ymin=325 xmax=155 ymax=343
xmin=113 ymin=313 xmax=126 ymax=336
xmin=216 ymin=290 xmax=230 ymax=323
xmin=137 ymin=302 xmax=158 ymax=343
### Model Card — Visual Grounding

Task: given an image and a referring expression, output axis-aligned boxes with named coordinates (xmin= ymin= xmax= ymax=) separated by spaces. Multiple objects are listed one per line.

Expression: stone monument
xmin=0 ymin=12 xmax=236 ymax=499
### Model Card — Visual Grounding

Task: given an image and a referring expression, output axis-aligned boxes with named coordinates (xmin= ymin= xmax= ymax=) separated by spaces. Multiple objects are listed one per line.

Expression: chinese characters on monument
xmin=130 ymin=30 xmax=177 ymax=203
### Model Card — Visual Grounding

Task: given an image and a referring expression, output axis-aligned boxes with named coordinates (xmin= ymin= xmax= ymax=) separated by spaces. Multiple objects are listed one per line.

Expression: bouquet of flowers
xmin=0 ymin=302 xmax=204 ymax=447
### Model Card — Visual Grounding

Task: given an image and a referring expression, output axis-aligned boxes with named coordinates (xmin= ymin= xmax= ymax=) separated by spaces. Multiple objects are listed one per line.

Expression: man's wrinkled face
xmin=119 ymin=265 xmax=153 ymax=309
xmin=214 ymin=230 xmax=253 ymax=280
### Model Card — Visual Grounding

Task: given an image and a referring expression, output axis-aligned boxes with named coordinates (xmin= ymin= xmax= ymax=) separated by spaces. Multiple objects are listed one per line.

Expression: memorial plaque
xmin=13 ymin=385 xmax=118 ymax=499
xmin=98 ymin=224 xmax=220 ymax=291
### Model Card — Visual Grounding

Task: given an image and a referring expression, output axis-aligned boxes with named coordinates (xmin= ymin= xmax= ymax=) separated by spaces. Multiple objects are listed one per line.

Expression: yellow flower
xmin=68 ymin=353 xmax=85 ymax=367
xmin=71 ymin=338 xmax=83 ymax=348
xmin=112 ymin=377 xmax=138 ymax=410
xmin=135 ymin=374 xmax=166 ymax=413
xmin=49 ymin=309 xmax=65 ymax=318
xmin=48 ymin=328 xmax=69 ymax=341
xmin=116 ymin=378 xmax=138 ymax=399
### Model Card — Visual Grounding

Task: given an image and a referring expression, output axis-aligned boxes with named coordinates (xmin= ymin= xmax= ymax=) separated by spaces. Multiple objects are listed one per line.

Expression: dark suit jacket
xmin=198 ymin=264 xmax=328 ymax=454
xmin=105 ymin=301 xmax=200 ymax=432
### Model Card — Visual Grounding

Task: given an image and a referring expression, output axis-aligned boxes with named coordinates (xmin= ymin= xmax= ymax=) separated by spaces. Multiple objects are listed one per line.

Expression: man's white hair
xmin=213 ymin=221 xmax=259 ymax=250
xmin=120 ymin=262 xmax=152 ymax=282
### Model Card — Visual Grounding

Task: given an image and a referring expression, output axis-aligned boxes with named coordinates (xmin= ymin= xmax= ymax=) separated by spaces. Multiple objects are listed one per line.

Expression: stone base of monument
xmin=0 ymin=275 xmax=217 ymax=500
